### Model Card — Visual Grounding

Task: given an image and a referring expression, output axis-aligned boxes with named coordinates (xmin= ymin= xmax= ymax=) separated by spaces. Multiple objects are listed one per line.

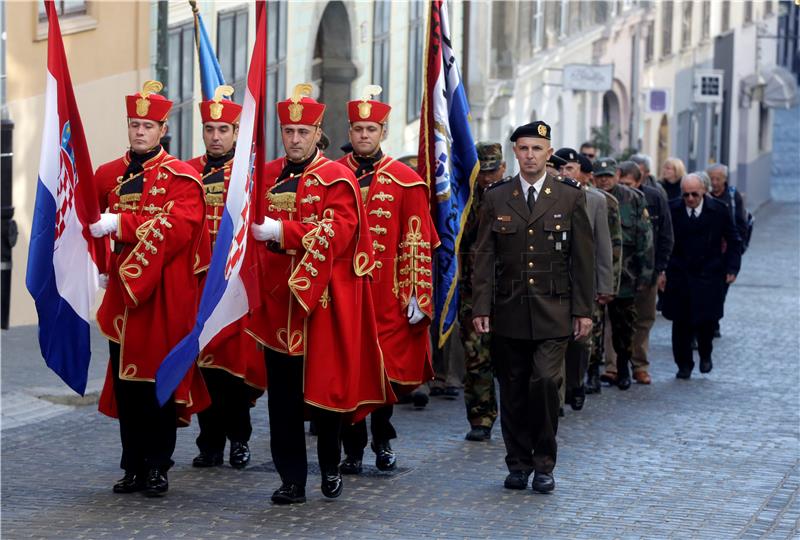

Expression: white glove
xmin=407 ymin=296 xmax=425 ymax=325
xmin=98 ymin=274 xmax=109 ymax=289
xmin=251 ymin=217 xmax=281 ymax=242
xmin=89 ymin=213 xmax=118 ymax=238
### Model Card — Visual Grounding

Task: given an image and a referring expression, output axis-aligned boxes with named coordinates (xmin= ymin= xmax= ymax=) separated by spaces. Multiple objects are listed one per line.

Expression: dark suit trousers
xmin=265 ymin=350 xmax=342 ymax=486
xmin=493 ymin=335 xmax=567 ymax=475
xmin=109 ymin=341 xmax=176 ymax=474
xmin=341 ymin=405 xmax=397 ymax=459
xmin=196 ymin=367 xmax=254 ymax=454
xmin=564 ymin=335 xmax=590 ymax=394
xmin=672 ymin=319 xmax=715 ymax=371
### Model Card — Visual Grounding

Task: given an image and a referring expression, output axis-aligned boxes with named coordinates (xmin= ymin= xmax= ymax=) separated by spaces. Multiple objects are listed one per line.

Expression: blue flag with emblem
xmin=417 ymin=0 xmax=479 ymax=347
xmin=191 ymin=1 xmax=225 ymax=100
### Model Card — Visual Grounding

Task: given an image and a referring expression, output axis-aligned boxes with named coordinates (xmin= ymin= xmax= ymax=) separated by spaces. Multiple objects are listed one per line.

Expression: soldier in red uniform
xmin=247 ymin=84 xmax=394 ymax=505
xmin=185 ymin=86 xmax=266 ymax=470
xmin=89 ymin=81 xmax=211 ymax=497
xmin=336 ymin=86 xmax=437 ymax=474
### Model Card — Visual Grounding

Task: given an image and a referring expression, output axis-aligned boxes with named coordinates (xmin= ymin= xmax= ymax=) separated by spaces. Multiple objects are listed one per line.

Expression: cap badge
xmin=289 ymin=83 xmax=313 ymax=122
xmin=358 ymin=85 xmax=383 ymax=119
xmin=544 ymin=187 xmax=551 ymax=195
xmin=136 ymin=80 xmax=163 ymax=117
xmin=601 ymin=161 xmax=607 ymax=167
xmin=537 ymin=124 xmax=547 ymax=137
xmin=210 ymin=85 xmax=235 ymax=120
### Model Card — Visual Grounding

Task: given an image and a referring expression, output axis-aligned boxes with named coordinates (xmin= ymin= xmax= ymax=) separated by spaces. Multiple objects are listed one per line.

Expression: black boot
xmin=371 ymin=441 xmax=397 ymax=471
xmin=321 ymin=467 xmax=343 ymax=498
xmin=570 ymin=386 xmax=586 ymax=410
xmin=229 ymin=441 xmax=251 ymax=469
xmin=585 ymin=366 xmax=601 ymax=394
xmin=616 ymin=357 xmax=632 ymax=391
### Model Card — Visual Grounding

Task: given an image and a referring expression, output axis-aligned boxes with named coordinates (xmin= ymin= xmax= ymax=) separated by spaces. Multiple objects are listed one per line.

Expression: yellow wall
xmin=6 ymin=1 xmax=151 ymax=326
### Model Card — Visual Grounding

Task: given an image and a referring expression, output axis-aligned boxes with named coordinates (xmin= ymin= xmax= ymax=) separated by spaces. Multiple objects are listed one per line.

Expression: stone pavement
xmin=2 ymin=195 xmax=798 ymax=539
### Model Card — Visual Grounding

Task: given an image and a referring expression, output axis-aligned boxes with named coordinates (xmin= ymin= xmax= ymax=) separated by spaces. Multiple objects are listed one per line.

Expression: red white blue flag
xmin=26 ymin=0 xmax=107 ymax=395
xmin=156 ymin=0 xmax=266 ymax=405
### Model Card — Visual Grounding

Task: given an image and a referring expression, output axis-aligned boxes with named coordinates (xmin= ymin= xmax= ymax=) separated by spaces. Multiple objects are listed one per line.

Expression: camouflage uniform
xmin=602 ymin=182 xmax=654 ymax=381
xmin=459 ymin=143 xmax=499 ymax=430
xmin=588 ymin=190 xmax=622 ymax=377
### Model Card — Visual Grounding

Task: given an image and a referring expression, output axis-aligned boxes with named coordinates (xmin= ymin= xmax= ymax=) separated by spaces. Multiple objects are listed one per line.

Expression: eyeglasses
xmin=682 ymin=192 xmax=702 ymax=199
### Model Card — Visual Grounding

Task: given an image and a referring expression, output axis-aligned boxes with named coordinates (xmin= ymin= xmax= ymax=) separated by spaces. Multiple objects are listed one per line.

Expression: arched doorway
xmin=657 ymin=114 xmax=669 ymax=173
xmin=602 ymin=90 xmax=621 ymax=153
xmin=311 ymin=1 xmax=357 ymax=156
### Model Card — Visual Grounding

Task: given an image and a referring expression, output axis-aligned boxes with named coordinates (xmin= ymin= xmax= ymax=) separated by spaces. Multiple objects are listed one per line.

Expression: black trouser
xmin=672 ymin=319 xmax=715 ymax=372
xmin=492 ymin=335 xmax=567 ymax=475
xmin=196 ymin=367 xmax=253 ymax=454
xmin=109 ymin=341 xmax=176 ymax=474
xmin=607 ymin=297 xmax=637 ymax=378
xmin=341 ymin=405 xmax=397 ymax=460
xmin=265 ymin=350 xmax=342 ymax=486
xmin=564 ymin=335 xmax=589 ymax=394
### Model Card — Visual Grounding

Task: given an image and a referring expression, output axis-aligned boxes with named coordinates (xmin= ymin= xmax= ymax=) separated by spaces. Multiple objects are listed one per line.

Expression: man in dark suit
xmin=660 ymin=174 xmax=741 ymax=379
xmin=472 ymin=121 xmax=594 ymax=494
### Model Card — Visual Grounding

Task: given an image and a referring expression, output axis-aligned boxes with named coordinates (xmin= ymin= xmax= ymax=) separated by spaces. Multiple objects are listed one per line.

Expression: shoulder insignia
xmin=559 ymin=176 xmax=582 ymax=189
xmin=487 ymin=176 xmax=512 ymax=190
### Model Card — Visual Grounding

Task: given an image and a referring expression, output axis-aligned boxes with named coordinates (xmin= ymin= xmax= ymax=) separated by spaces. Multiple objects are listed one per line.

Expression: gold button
xmin=528 ymin=229 xmax=533 ymax=235
xmin=501 ymin=226 xmax=506 ymax=231
xmin=528 ymin=262 xmax=534 ymax=268
xmin=528 ymin=278 xmax=534 ymax=285
xmin=556 ymin=224 xmax=561 ymax=230
xmin=529 ymin=245 xmax=534 ymax=251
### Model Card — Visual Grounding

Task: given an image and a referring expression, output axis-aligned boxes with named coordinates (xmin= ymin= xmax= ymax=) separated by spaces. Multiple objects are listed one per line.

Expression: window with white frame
xmin=167 ymin=22 xmax=194 ymax=160
xmin=217 ymin=6 xmax=248 ymax=103
xmin=406 ymin=0 xmax=425 ymax=122
xmin=266 ymin=0 xmax=287 ymax=160
xmin=681 ymin=2 xmax=693 ymax=50
xmin=661 ymin=1 xmax=673 ymax=57
xmin=701 ymin=1 xmax=710 ymax=40
xmin=372 ymin=1 xmax=391 ymax=104
xmin=38 ymin=0 xmax=87 ymax=21
xmin=533 ymin=0 xmax=544 ymax=51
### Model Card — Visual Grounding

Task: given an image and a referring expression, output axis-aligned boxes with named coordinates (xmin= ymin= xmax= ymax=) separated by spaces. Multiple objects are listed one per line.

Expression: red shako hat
xmin=125 ymin=80 xmax=172 ymax=122
xmin=277 ymin=83 xmax=325 ymax=126
xmin=347 ymin=85 xmax=390 ymax=124
xmin=199 ymin=85 xmax=242 ymax=124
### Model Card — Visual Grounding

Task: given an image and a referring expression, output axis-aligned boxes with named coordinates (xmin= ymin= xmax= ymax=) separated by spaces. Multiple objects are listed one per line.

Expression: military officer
xmin=617 ymin=160 xmax=673 ymax=384
xmin=185 ymin=86 xmax=266 ymax=470
xmin=336 ymin=86 xmax=438 ymax=473
xmin=460 ymin=142 xmax=505 ymax=442
xmin=472 ymin=121 xmax=594 ymax=494
xmin=89 ymin=81 xmax=211 ymax=496
xmin=555 ymin=148 xmax=615 ymax=410
xmin=247 ymin=84 xmax=394 ymax=504
xmin=592 ymin=158 xmax=654 ymax=390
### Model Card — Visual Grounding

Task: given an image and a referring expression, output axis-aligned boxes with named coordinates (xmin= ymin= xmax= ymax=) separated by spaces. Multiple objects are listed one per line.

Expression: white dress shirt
xmin=520 ymin=172 xmax=547 ymax=202
xmin=686 ymin=197 xmax=704 ymax=218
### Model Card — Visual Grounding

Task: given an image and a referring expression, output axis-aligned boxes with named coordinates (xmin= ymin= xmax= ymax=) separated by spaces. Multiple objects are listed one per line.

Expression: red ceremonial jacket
xmin=94 ymin=148 xmax=211 ymax=425
xmin=339 ymin=153 xmax=439 ymax=390
xmin=247 ymin=151 xmax=394 ymax=421
xmin=186 ymin=154 xmax=266 ymax=398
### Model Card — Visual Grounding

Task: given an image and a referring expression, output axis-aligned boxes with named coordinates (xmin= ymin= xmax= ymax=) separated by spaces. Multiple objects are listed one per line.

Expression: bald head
xmin=681 ymin=174 xmax=705 ymax=209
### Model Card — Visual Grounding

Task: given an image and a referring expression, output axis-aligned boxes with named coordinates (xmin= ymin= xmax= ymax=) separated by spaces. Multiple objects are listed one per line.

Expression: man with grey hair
xmin=631 ymin=153 xmax=668 ymax=198
xmin=660 ymin=174 xmax=741 ymax=379
xmin=708 ymin=163 xmax=749 ymax=253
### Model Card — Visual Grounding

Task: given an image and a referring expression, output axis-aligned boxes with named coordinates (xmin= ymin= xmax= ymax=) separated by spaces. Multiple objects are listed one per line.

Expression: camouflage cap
xmin=476 ymin=142 xmax=503 ymax=171
xmin=593 ymin=156 xmax=618 ymax=177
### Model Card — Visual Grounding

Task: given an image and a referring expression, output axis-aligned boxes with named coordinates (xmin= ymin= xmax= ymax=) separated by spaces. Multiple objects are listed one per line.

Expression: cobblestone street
xmin=2 ymin=111 xmax=799 ymax=539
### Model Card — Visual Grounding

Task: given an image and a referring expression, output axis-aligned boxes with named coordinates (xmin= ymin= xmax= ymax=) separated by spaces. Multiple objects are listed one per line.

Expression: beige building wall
xmin=6 ymin=1 xmax=150 ymax=326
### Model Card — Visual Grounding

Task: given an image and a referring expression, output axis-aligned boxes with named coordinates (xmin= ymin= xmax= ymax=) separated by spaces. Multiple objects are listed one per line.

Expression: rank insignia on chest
xmin=553 ymin=213 xmax=562 ymax=219
xmin=497 ymin=215 xmax=512 ymax=222
xmin=544 ymin=187 xmax=551 ymax=195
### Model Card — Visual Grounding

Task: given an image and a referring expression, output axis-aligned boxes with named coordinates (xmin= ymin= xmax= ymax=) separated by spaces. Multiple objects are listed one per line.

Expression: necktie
xmin=527 ymin=186 xmax=536 ymax=212
xmin=690 ymin=208 xmax=697 ymax=220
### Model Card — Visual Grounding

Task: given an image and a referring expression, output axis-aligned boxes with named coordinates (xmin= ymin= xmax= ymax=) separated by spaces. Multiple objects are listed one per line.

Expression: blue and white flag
xmin=156 ymin=0 xmax=266 ymax=405
xmin=418 ymin=0 xmax=479 ymax=347
xmin=26 ymin=0 xmax=108 ymax=395
xmin=191 ymin=2 xmax=226 ymax=100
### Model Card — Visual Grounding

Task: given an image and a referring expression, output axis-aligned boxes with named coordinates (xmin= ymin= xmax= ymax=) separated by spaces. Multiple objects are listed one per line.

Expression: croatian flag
xmin=156 ymin=0 xmax=266 ymax=405
xmin=26 ymin=0 xmax=107 ymax=395
xmin=417 ymin=0 xmax=479 ymax=347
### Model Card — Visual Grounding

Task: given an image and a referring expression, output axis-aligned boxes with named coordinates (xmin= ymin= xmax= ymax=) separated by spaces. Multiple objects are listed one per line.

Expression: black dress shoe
xmin=271 ymin=483 xmax=306 ymax=505
xmin=699 ymin=357 xmax=713 ymax=374
xmin=144 ymin=469 xmax=168 ymax=498
xmin=372 ymin=441 xmax=397 ymax=471
xmin=465 ymin=426 xmax=492 ymax=441
xmin=112 ymin=472 xmax=145 ymax=494
xmin=340 ymin=455 xmax=363 ymax=474
xmin=411 ymin=391 xmax=429 ymax=409
xmin=321 ymin=468 xmax=343 ymax=499
xmin=617 ymin=375 xmax=632 ymax=390
xmin=443 ymin=386 xmax=459 ymax=399
xmin=585 ymin=371 xmax=601 ymax=394
xmin=676 ymin=368 xmax=692 ymax=379
xmin=429 ymin=386 xmax=445 ymax=397
xmin=558 ymin=406 xmax=565 ymax=417
xmin=531 ymin=471 xmax=555 ymax=493
xmin=570 ymin=386 xmax=586 ymax=410
xmin=503 ymin=471 xmax=530 ymax=490
xmin=192 ymin=451 xmax=223 ymax=468
xmin=229 ymin=441 xmax=251 ymax=469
